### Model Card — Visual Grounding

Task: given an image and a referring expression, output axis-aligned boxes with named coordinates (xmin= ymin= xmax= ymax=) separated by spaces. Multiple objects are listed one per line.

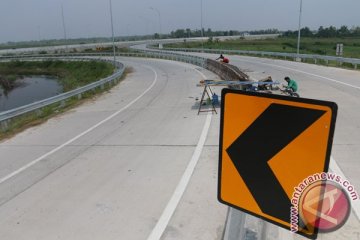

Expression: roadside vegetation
xmin=0 ymin=67 xmax=131 ymax=141
xmin=0 ymin=60 xmax=114 ymax=92
xmin=164 ymin=25 xmax=360 ymax=59
xmin=165 ymin=37 xmax=360 ymax=59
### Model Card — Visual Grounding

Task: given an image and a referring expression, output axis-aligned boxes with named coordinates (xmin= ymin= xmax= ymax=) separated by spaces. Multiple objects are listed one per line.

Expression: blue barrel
xmin=212 ymin=93 xmax=219 ymax=105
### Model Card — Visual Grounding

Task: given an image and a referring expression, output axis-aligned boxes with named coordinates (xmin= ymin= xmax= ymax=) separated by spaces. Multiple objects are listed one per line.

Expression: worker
xmin=216 ymin=54 xmax=224 ymax=60
xmin=216 ymin=54 xmax=229 ymax=63
xmin=284 ymin=76 xmax=298 ymax=93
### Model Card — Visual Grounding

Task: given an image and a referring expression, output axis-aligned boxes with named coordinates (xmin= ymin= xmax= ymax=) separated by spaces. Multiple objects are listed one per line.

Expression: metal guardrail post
xmin=259 ymin=220 xmax=269 ymax=240
xmin=223 ymin=207 xmax=246 ymax=240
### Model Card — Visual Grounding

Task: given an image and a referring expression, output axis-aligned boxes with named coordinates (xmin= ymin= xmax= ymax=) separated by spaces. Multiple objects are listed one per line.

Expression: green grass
xmin=0 ymin=67 xmax=132 ymax=140
xmin=165 ymin=37 xmax=360 ymax=58
xmin=0 ymin=60 xmax=115 ymax=92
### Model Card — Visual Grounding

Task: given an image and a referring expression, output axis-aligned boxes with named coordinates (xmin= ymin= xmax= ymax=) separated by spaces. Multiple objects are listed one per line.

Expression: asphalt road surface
xmin=0 ymin=52 xmax=359 ymax=240
xmin=0 ymin=57 xmax=226 ymax=240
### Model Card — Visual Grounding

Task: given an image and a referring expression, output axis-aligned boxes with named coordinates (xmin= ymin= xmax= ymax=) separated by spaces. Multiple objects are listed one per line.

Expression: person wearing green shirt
xmin=284 ymin=76 xmax=298 ymax=92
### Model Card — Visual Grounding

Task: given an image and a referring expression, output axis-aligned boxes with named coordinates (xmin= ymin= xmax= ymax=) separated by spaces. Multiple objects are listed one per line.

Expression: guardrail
xmin=1 ymin=47 xmax=265 ymax=239
xmin=0 ymin=51 xmax=207 ymax=67
xmin=0 ymin=51 xmax=210 ymax=131
xmin=0 ymin=48 xmax=255 ymax=131
xmin=154 ymin=47 xmax=360 ymax=69
xmin=0 ymin=57 xmax=125 ymax=131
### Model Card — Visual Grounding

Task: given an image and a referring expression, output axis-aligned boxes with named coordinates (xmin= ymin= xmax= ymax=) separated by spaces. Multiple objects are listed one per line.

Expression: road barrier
xmin=206 ymin=59 xmax=249 ymax=81
xmin=155 ymin=47 xmax=360 ymax=70
xmin=132 ymin=48 xmax=249 ymax=81
xmin=0 ymin=47 xmax=252 ymax=132
xmin=0 ymin=50 xmax=246 ymax=130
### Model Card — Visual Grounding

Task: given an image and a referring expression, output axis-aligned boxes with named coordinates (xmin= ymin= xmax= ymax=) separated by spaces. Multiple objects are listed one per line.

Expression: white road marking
xmin=236 ymin=58 xmax=360 ymax=90
xmin=0 ymin=66 xmax=158 ymax=185
xmin=193 ymin=67 xmax=208 ymax=79
xmin=330 ymin=157 xmax=360 ymax=221
xmin=146 ymin=66 xmax=211 ymax=240
xmin=146 ymin=113 xmax=212 ymax=240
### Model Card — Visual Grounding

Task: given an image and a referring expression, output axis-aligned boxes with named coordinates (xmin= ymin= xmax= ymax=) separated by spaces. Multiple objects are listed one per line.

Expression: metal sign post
xmin=223 ymin=207 xmax=247 ymax=240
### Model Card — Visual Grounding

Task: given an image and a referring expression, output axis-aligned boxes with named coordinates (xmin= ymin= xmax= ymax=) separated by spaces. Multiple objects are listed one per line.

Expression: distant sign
xmin=218 ymin=89 xmax=337 ymax=239
xmin=336 ymin=43 xmax=343 ymax=56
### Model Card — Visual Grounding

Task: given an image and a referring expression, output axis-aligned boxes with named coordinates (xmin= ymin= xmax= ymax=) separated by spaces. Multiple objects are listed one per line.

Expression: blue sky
xmin=0 ymin=0 xmax=359 ymax=43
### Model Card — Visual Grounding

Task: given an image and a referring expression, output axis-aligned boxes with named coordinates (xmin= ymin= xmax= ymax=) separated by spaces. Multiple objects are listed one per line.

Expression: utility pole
xmin=200 ymin=0 xmax=204 ymax=51
xmin=61 ymin=5 xmax=67 ymax=42
xmin=61 ymin=4 xmax=68 ymax=53
xmin=296 ymin=0 xmax=303 ymax=58
xmin=109 ymin=0 xmax=116 ymax=65
xmin=149 ymin=7 xmax=162 ymax=39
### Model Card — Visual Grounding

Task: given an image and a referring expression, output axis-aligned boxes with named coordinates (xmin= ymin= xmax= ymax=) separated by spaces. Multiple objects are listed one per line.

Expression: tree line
xmin=166 ymin=25 xmax=360 ymax=39
xmin=3 ymin=25 xmax=359 ymax=51
xmin=167 ymin=28 xmax=280 ymax=39
xmin=283 ymin=25 xmax=360 ymax=38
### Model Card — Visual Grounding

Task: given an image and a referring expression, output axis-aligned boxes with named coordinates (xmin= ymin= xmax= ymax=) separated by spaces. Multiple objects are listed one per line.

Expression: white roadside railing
xmin=155 ymin=47 xmax=360 ymax=69
xmin=0 ymin=57 xmax=124 ymax=130
xmin=0 ymin=51 xmax=207 ymax=131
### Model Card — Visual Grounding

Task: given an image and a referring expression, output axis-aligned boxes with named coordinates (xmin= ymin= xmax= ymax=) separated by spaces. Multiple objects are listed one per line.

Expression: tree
xmin=186 ymin=28 xmax=191 ymax=38
xmin=338 ymin=25 xmax=350 ymax=36
xmin=300 ymin=27 xmax=313 ymax=37
xmin=350 ymin=26 xmax=360 ymax=37
xmin=317 ymin=26 xmax=325 ymax=37
xmin=170 ymin=29 xmax=186 ymax=38
xmin=328 ymin=26 xmax=337 ymax=37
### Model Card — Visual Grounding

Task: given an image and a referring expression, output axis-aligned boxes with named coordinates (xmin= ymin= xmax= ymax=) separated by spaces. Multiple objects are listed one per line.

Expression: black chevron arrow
xmin=226 ymin=103 xmax=326 ymax=223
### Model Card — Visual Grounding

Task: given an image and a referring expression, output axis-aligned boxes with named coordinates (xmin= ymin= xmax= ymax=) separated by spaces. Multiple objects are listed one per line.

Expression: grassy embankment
xmin=0 ymin=60 xmax=129 ymax=139
xmin=0 ymin=60 xmax=114 ymax=91
xmin=165 ymin=37 xmax=360 ymax=68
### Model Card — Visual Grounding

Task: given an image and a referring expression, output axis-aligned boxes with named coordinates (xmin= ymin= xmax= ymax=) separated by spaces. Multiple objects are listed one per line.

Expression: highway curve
xmin=0 ymin=50 xmax=359 ymax=240
xmin=0 ymin=57 xmax=227 ymax=240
